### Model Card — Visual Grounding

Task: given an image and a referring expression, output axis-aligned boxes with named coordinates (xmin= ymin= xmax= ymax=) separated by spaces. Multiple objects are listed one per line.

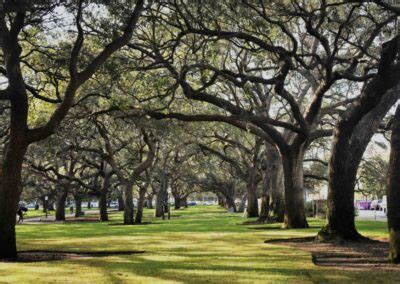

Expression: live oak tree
xmin=122 ymin=1 xmax=396 ymax=229
xmin=96 ymin=119 xmax=156 ymax=225
xmin=320 ymin=36 xmax=400 ymax=241
xmin=0 ymin=0 xmax=145 ymax=259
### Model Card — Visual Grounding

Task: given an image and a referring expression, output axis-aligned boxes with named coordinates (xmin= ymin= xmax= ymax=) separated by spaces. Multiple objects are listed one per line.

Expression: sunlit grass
xmin=0 ymin=206 xmax=394 ymax=283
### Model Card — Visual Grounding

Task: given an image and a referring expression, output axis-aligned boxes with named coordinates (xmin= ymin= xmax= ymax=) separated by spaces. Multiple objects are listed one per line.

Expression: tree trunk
xmin=217 ymin=194 xmax=224 ymax=207
xmin=321 ymin=89 xmax=400 ymax=241
xmin=117 ymin=192 xmax=124 ymax=211
xmin=135 ymin=187 xmax=147 ymax=224
xmin=155 ymin=173 xmax=168 ymax=218
xmin=146 ymin=195 xmax=153 ymax=209
xmin=181 ymin=195 xmax=189 ymax=208
xmin=123 ymin=183 xmax=134 ymax=224
xmin=0 ymin=146 xmax=26 ymax=260
xmin=99 ymin=174 xmax=111 ymax=222
xmin=387 ymin=106 xmax=400 ymax=263
xmin=99 ymin=190 xmax=108 ymax=221
xmin=320 ymin=38 xmax=400 ymax=241
xmin=246 ymin=185 xmax=258 ymax=217
xmin=281 ymin=148 xmax=308 ymax=228
xmin=174 ymin=195 xmax=182 ymax=210
xmin=246 ymin=167 xmax=259 ymax=218
xmin=237 ymin=193 xmax=247 ymax=213
xmin=55 ymin=186 xmax=68 ymax=221
xmin=74 ymin=194 xmax=82 ymax=218
xmin=258 ymin=194 xmax=270 ymax=222
xmin=225 ymin=194 xmax=236 ymax=212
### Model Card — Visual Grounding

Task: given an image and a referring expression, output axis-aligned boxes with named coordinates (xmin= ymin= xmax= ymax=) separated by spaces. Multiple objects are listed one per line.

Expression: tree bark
xmin=55 ymin=185 xmax=68 ymax=221
xmin=123 ymin=183 xmax=134 ymax=224
xmin=258 ymin=193 xmax=270 ymax=222
xmin=74 ymin=194 xmax=82 ymax=218
xmin=135 ymin=186 xmax=147 ymax=224
xmin=174 ymin=195 xmax=182 ymax=210
xmin=237 ymin=193 xmax=247 ymax=213
xmin=0 ymin=146 xmax=27 ymax=259
xmin=246 ymin=166 xmax=259 ymax=218
xmin=155 ymin=173 xmax=168 ymax=218
xmin=99 ymin=173 xmax=111 ymax=222
xmin=281 ymin=147 xmax=308 ymax=228
xmin=117 ymin=192 xmax=124 ymax=211
xmin=99 ymin=190 xmax=108 ymax=221
xmin=387 ymin=106 xmax=400 ymax=263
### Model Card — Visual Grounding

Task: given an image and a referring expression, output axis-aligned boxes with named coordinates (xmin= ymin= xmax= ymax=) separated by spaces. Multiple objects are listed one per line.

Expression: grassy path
xmin=0 ymin=206 xmax=395 ymax=283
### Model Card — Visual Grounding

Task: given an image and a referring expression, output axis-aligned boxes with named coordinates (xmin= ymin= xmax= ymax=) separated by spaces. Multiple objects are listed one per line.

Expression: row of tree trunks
xmin=246 ymin=166 xmax=259 ymax=218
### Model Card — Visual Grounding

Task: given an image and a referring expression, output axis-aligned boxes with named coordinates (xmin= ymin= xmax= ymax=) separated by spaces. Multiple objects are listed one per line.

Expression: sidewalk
xmin=356 ymin=209 xmax=387 ymax=222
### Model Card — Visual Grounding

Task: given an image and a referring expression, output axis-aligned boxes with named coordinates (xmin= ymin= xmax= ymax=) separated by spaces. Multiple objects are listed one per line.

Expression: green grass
xmin=0 ymin=206 xmax=394 ymax=283
xmin=24 ymin=209 xmax=51 ymax=219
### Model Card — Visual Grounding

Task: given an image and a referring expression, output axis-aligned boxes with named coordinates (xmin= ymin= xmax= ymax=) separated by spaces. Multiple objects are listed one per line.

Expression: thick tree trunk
xmin=155 ymin=173 xmax=168 ymax=218
xmin=55 ymin=186 xmax=68 ymax=221
xmin=0 ymin=146 xmax=26 ymax=260
xmin=183 ymin=197 xmax=188 ymax=208
xmin=217 ymin=194 xmax=224 ymax=207
xmin=174 ymin=195 xmax=182 ymax=210
xmin=237 ymin=193 xmax=247 ymax=213
xmin=74 ymin=194 xmax=82 ymax=218
xmin=387 ymin=106 xmax=400 ymax=263
xmin=99 ymin=190 xmax=108 ymax=221
xmin=246 ymin=182 xmax=259 ymax=218
xmin=246 ymin=166 xmax=259 ymax=218
xmin=135 ymin=187 xmax=146 ymax=224
xmin=117 ymin=192 xmax=124 ymax=211
xmin=123 ymin=183 xmax=134 ymax=224
xmin=258 ymin=194 xmax=269 ymax=222
xmin=320 ymin=39 xmax=400 ymax=241
xmin=99 ymin=174 xmax=111 ymax=221
xmin=268 ymin=146 xmax=285 ymax=222
xmin=281 ymin=148 xmax=308 ymax=228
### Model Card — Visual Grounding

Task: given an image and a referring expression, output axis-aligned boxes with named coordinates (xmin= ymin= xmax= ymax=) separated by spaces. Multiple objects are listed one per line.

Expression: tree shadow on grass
xmin=11 ymin=250 xmax=145 ymax=263
xmin=266 ymin=236 xmax=400 ymax=271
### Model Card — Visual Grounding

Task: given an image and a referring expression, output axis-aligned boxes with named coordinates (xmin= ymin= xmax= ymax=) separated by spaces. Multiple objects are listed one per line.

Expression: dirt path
xmin=266 ymin=237 xmax=400 ymax=271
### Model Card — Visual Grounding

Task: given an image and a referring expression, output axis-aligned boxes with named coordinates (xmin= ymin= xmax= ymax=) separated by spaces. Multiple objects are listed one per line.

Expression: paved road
xmin=356 ymin=209 xmax=387 ymax=222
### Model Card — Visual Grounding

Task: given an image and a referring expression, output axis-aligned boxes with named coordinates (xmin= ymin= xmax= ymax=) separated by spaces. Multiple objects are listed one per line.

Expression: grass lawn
xmin=0 ymin=206 xmax=395 ymax=283
xmin=23 ymin=210 xmax=51 ymax=219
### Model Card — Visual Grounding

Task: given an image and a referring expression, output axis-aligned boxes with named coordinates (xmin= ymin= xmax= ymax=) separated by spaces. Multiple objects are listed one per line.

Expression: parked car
xmin=109 ymin=202 xmax=119 ymax=208
xmin=187 ymin=201 xmax=197 ymax=206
